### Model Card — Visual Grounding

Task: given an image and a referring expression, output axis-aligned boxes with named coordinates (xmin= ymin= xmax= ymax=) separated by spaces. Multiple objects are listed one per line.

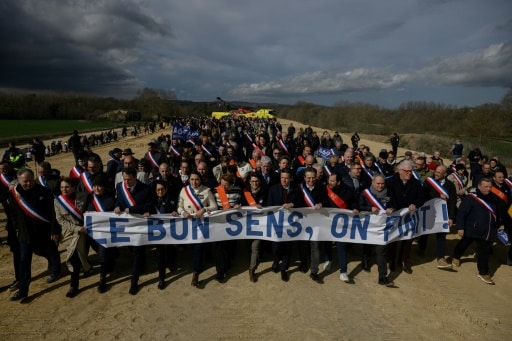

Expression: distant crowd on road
xmin=1 ymin=115 xmax=511 ymax=303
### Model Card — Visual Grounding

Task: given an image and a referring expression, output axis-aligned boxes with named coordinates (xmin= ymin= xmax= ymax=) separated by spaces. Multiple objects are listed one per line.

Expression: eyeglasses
xmin=400 ymin=169 xmax=412 ymax=173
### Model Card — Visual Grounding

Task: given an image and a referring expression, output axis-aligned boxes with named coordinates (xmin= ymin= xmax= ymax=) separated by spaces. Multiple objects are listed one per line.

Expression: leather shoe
xmin=280 ymin=270 xmax=289 ymax=282
xmin=8 ymin=280 xmax=19 ymax=292
xmin=215 ymin=273 xmax=226 ymax=283
xmin=191 ymin=272 xmax=199 ymax=287
xmin=129 ymin=282 xmax=138 ymax=295
xmin=46 ymin=273 xmax=60 ymax=284
xmin=66 ymin=287 xmax=79 ymax=298
xmin=10 ymin=291 xmax=28 ymax=302
xmin=299 ymin=263 xmax=308 ymax=273
xmin=271 ymin=260 xmax=279 ymax=273
xmin=402 ymin=261 xmax=413 ymax=274
xmin=83 ymin=268 xmax=94 ymax=278
xmin=310 ymin=273 xmax=322 ymax=284
xmin=248 ymin=269 xmax=257 ymax=283
xmin=378 ymin=277 xmax=395 ymax=287
xmin=98 ymin=280 xmax=107 ymax=294
xmin=158 ymin=279 xmax=165 ymax=290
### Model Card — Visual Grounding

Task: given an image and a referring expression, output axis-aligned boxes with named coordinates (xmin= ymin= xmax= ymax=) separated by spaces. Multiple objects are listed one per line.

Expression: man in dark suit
xmin=266 ymin=168 xmax=299 ymax=282
xmin=296 ymin=167 xmax=326 ymax=283
xmin=386 ymin=160 xmax=425 ymax=274
xmin=114 ymin=167 xmax=154 ymax=295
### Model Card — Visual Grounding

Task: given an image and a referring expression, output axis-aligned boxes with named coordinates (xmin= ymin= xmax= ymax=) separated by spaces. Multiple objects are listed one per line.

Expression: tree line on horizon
xmin=0 ymin=88 xmax=510 ymax=143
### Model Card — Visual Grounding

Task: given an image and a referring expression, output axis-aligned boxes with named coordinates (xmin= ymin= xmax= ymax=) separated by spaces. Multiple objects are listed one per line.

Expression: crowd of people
xmin=1 ymin=116 xmax=511 ymax=303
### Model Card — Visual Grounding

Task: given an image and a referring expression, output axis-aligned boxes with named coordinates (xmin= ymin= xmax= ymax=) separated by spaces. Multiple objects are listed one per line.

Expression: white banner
xmin=85 ymin=199 xmax=449 ymax=247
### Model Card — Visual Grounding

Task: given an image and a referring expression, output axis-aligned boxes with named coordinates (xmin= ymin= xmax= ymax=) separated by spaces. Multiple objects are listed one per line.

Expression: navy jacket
xmin=456 ymin=189 xmax=497 ymax=241
xmin=115 ymin=181 xmax=154 ymax=214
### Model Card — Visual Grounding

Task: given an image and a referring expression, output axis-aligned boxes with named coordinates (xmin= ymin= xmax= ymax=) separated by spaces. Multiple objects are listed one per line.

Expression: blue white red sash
xmin=80 ymin=171 xmax=93 ymax=193
xmin=375 ymin=162 xmax=384 ymax=175
xmin=121 ymin=182 xmax=136 ymax=207
xmin=201 ymin=145 xmax=213 ymax=157
xmin=324 ymin=164 xmax=333 ymax=177
xmin=330 ymin=148 xmax=336 ymax=156
xmin=277 ymin=139 xmax=289 ymax=154
xmin=38 ymin=175 xmax=48 ymax=188
xmin=147 ymin=152 xmax=160 ymax=168
xmin=187 ymin=139 xmax=196 ymax=146
xmin=70 ymin=166 xmax=83 ymax=178
xmin=426 ymin=177 xmax=449 ymax=199
xmin=505 ymin=178 xmax=512 ymax=189
xmin=184 ymin=185 xmax=204 ymax=211
xmin=361 ymin=164 xmax=374 ymax=180
xmin=92 ymin=193 xmax=107 ymax=212
xmin=0 ymin=173 xmax=12 ymax=188
xmin=11 ymin=186 xmax=50 ymax=223
xmin=362 ymin=188 xmax=386 ymax=210
xmin=300 ymin=183 xmax=316 ymax=207
xmin=245 ymin=134 xmax=264 ymax=156
xmin=450 ymin=172 xmax=465 ymax=189
xmin=56 ymin=194 xmax=83 ymax=223
xmin=170 ymin=145 xmax=181 ymax=157
xmin=468 ymin=193 xmax=496 ymax=218
xmin=412 ymin=169 xmax=422 ymax=183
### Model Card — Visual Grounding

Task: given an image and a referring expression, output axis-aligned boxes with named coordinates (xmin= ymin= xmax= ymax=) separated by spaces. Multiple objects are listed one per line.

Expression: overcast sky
xmin=1 ymin=0 xmax=511 ymax=108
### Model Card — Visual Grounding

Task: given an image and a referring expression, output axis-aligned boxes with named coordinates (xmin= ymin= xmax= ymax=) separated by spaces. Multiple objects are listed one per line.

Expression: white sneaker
xmin=323 ymin=261 xmax=332 ymax=272
xmin=339 ymin=272 xmax=350 ymax=282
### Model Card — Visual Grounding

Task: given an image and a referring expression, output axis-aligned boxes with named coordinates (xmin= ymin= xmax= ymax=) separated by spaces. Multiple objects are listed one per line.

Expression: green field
xmin=0 ymin=120 xmax=121 ymax=144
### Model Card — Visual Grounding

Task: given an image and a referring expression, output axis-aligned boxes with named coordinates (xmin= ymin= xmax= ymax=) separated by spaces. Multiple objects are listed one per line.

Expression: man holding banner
xmin=422 ymin=165 xmax=457 ymax=269
xmin=114 ymin=167 xmax=154 ymax=295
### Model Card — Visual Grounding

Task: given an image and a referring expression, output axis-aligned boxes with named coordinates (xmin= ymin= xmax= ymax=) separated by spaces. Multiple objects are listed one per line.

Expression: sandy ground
xmin=1 ymin=119 xmax=511 ymax=340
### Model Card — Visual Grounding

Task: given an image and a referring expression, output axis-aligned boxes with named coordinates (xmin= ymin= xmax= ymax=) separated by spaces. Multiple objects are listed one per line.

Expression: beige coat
xmin=54 ymin=199 xmax=91 ymax=273
xmin=178 ymin=184 xmax=217 ymax=215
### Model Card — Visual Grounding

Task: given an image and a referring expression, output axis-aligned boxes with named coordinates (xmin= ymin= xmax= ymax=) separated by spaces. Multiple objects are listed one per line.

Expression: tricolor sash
xmin=184 ymin=185 xmax=204 ymax=211
xmin=56 ymin=194 xmax=83 ymax=223
xmin=245 ymin=134 xmax=264 ymax=156
xmin=0 ymin=173 xmax=12 ymax=188
xmin=243 ymin=189 xmax=258 ymax=207
xmin=330 ymin=148 xmax=336 ymax=156
xmin=187 ymin=139 xmax=196 ymax=146
xmin=11 ymin=186 xmax=50 ymax=223
xmin=92 ymin=193 xmax=107 ymax=212
xmin=70 ymin=166 xmax=83 ymax=179
xmin=80 ymin=171 xmax=93 ymax=193
xmin=426 ymin=177 xmax=449 ymax=199
xmin=171 ymin=146 xmax=181 ymax=157
xmin=201 ymin=145 xmax=213 ymax=157
xmin=361 ymin=164 xmax=374 ymax=180
xmin=324 ymin=164 xmax=333 ymax=177
xmin=375 ymin=162 xmax=384 ymax=175
xmin=297 ymin=155 xmax=305 ymax=166
xmin=450 ymin=172 xmax=465 ymax=189
xmin=147 ymin=152 xmax=160 ymax=168
xmin=277 ymin=139 xmax=289 ymax=154
xmin=216 ymin=185 xmax=231 ymax=209
xmin=412 ymin=169 xmax=422 ymax=183
xmin=37 ymin=175 xmax=48 ymax=188
xmin=121 ymin=182 xmax=136 ymax=207
xmin=505 ymin=178 xmax=512 ymax=189
xmin=300 ymin=183 xmax=316 ymax=207
xmin=326 ymin=185 xmax=348 ymax=209
xmin=491 ymin=187 xmax=509 ymax=205
xmin=362 ymin=188 xmax=386 ymax=211
xmin=468 ymin=193 xmax=496 ymax=218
